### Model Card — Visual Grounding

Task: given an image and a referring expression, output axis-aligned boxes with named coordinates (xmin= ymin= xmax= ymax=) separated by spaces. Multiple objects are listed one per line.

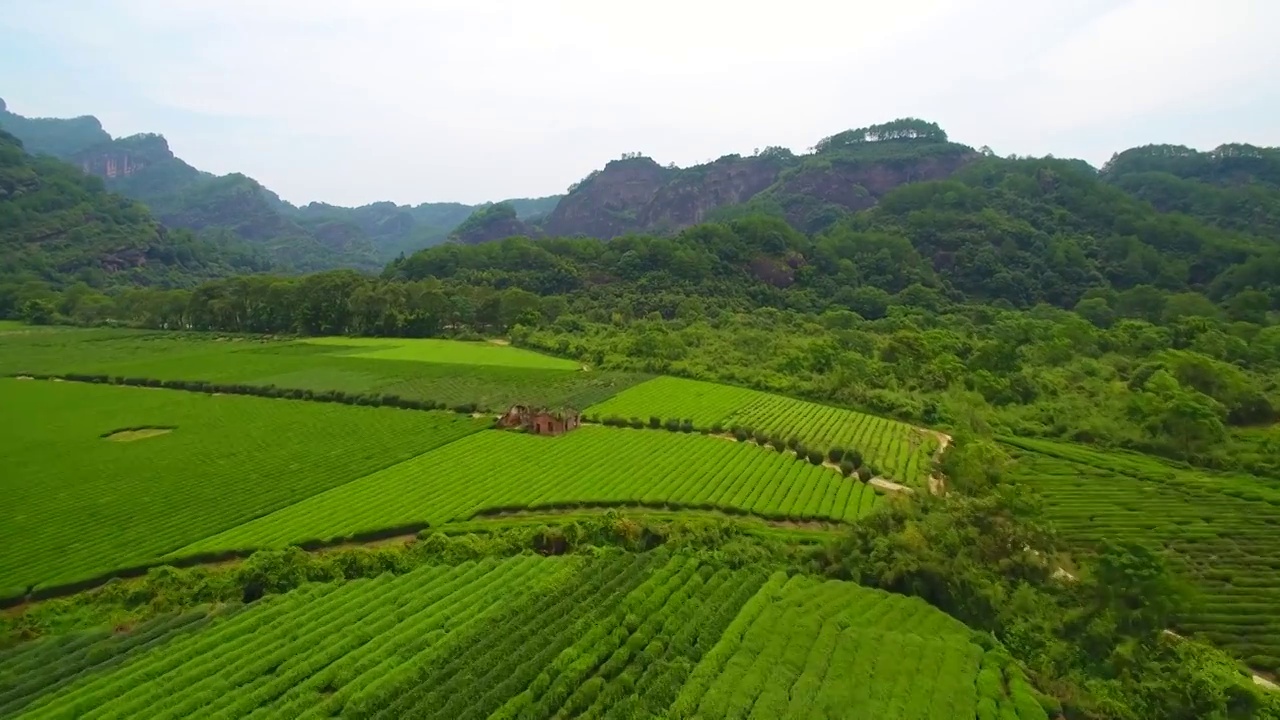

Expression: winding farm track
xmin=926 ymin=431 xmax=952 ymax=496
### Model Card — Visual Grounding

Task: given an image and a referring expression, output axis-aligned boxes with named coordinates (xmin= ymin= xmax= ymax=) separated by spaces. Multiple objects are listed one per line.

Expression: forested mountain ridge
xmin=541 ymin=118 xmax=979 ymax=239
xmin=0 ymin=130 xmax=270 ymax=317
xmin=1101 ymin=142 xmax=1280 ymax=237
xmin=0 ymin=99 xmax=560 ymax=269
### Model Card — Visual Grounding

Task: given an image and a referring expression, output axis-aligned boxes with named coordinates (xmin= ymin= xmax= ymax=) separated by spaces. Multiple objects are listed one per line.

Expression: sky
xmin=1 ymin=0 xmax=1278 ymax=207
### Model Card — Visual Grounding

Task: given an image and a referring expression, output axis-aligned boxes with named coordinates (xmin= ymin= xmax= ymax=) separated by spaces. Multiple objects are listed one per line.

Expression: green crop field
xmin=586 ymin=376 xmax=938 ymax=485
xmin=0 ymin=379 xmax=488 ymax=596
xmin=178 ymin=426 xmax=882 ymax=556
xmin=1 ymin=552 xmax=1045 ymax=719
xmin=303 ymin=336 xmax=582 ymax=369
xmin=0 ymin=328 xmax=646 ymax=411
xmin=671 ymin=573 xmax=1047 ymax=720
xmin=1004 ymin=437 xmax=1280 ymax=673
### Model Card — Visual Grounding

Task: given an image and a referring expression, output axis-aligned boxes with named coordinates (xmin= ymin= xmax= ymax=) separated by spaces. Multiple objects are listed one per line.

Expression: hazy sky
xmin=2 ymin=0 xmax=1278 ymax=207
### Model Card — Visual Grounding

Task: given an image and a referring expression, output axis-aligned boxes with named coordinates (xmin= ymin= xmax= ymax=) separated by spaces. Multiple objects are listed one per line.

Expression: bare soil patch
xmin=103 ymin=427 xmax=174 ymax=442
xmin=14 ymin=375 xmax=33 ymax=380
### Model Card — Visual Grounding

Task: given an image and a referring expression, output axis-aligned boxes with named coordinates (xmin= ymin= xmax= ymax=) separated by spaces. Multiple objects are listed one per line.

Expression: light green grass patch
xmin=304 ymin=337 xmax=580 ymax=370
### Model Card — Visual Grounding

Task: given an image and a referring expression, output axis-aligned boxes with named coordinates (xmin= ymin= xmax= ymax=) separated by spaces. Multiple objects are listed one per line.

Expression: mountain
xmin=392 ymin=152 xmax=1279 ymax=317
xmin=0 ymin=98 xmax=560 ymax=269
xmin=0 ymin=97 xmax=109 ymax=157
xmin=449 ymin=202 xmax=534 ymax=245
xmin=0 ymin=129 xmax=269 ymax=313
xmin=1101 ymin=143 xmax=1280 ymax=237
xmin=294 ymin=196 xmax=558 ymax=260
xmin=541 ymin=119 xmax=978 ymax=239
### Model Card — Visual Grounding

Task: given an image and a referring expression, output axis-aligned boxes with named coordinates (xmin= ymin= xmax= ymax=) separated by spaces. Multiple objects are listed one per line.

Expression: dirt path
xmin=926 ymin=431 xmax=952 ymax=496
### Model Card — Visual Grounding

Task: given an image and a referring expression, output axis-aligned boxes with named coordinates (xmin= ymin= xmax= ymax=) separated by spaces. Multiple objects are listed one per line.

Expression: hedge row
xmin=16 ymin=373 xmax=488 ymax=417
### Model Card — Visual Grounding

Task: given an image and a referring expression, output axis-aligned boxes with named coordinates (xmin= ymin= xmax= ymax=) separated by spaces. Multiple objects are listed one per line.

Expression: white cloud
xmin=1 ymin=0 xmax=1277 ymax=205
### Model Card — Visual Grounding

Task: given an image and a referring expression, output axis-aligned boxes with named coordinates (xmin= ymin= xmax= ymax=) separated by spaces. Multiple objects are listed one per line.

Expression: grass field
xmin=178 ymin=427 xmax=882 ymax=556
xmin=1004 ymin=436 xmax=1280 ymax=673
xmin=303 ymin=336 xmax=582 ymax=369
xmin=0 ymin=328 xmax=646 ymax=411
xmin=0 ymin=379 xmax=488 ymax=596
xmin=586 ymin=377 xmax=938 ymax=485
xmin=1 ymin=553 xmax=1045 ymax=719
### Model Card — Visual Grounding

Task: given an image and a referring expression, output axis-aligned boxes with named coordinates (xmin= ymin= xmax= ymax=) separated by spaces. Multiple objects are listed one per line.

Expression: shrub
xmin=733 ymin=428 xmax=749 ymax=442
xmin=649 ymin=416 xmax=662 ymax=429
xmin=680 ymin=419 xmax=694 ymax=433
xmin=453 ymin=403 xmax=476 ymax=414
xmin=629 ymin=417 xmax=644 ymax=429
xmin=857 ymin=467 xmax=872 ymax=482
xmin=710 ymin=423 xmax=724 ymax=435
xmin=786 ymin=436 xmax=801 ymax=451
xmin=806 ymin=450 xmax=824 ymax=466
xmin=827 ymin=446 xmax=844 ymax=464
xmin=839 ymin=460 xmax=856 ymax=477
xmin=664 ymin=418 xmax=681 ymax=432
xmin=846 ymin=449 xmax=864 ymax=469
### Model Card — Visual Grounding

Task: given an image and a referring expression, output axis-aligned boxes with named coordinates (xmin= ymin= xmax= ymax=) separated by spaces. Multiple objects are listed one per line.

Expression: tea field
xmin=178 ymin=426 xmax=882 ymax=557
xmin=586 ymin=376 xmax=938 ymax=485
xmin=1005 ymin=436 xmax=1280 ymax=673
xmin=0 ymin=378 xmax=488 ymax=597
xmin=2 ymin=553 xmax=1048 ymax=719
xmin=0 ymin=327 xmax=647 ymax=411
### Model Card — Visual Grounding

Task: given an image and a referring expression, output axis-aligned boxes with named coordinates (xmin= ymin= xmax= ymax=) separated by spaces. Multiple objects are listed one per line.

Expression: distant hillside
xmin=393 ymin=152 xmax=1279 ymax=315
xmin=0 ymin=98 xmax=109 ymax=157
xmin=0 ymin=98 xmax=560 ymax=269
xmin=1101 ymin=143 xmax=1280 ymax=237
xmin=0 ymin=129 xmax=269 ymax=312
xmin=542 ymin=119 xmax=978 ymax=239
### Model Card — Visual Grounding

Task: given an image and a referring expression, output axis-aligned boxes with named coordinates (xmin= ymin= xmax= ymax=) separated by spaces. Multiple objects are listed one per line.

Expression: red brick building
xmin=497 ymin=405 xmax=581 ymax=436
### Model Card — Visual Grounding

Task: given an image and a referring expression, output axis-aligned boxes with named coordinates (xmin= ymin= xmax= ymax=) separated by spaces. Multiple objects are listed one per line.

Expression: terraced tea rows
xmin=0 ymin=379 xmax=488 ymax=597
xmin=1005 ymin=438 xmax=1280 ymax=673
xmin=728 ymin=395 xmax=937 ymax=484
xmin=180 ymin=426 xmax=881 ymax=556
xmin=586 ymin=376 xmax=936 ymax=485
xmin=2 ymin=553 xmax=1040 ymax=718
xmin=671 ymin=574 xmax=1048 ymax=719
xmin=4 ymin=556 xmax=565 ymax=718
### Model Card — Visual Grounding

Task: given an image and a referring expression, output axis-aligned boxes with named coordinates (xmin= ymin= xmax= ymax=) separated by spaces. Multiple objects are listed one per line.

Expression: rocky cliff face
xmin=543 ymin=157 xmax=675 ymax=237
xmin=73 ymin=133 xmax=174 ymax=179
xmin=539 ymin=142 xmax=978 ymax=240
xmin=637 ymin=155 xmax=784 ymax=230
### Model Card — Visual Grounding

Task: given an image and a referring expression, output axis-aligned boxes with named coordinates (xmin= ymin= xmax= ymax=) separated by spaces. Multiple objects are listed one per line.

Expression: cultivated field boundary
xmin=0 ymin=522 xmax=430 ymax=610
